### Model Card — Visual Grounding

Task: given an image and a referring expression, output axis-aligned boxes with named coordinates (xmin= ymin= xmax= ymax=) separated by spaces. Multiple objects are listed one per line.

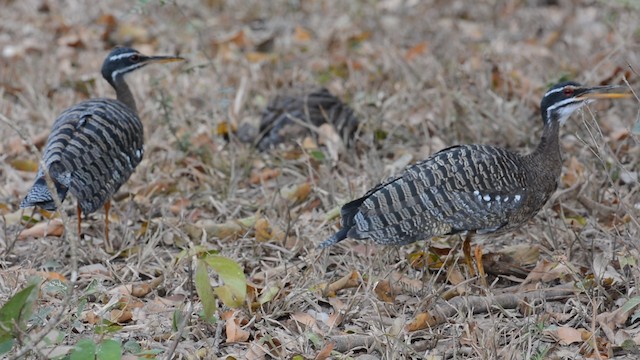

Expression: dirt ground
xmin=1 ymin=0 xmax=640 ymax=359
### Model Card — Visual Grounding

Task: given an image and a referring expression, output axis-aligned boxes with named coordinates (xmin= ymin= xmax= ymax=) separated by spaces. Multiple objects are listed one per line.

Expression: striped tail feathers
xmin=318 ymin=195 xmax=368 ymax=248
xmin=20 ymin=174 xmax=69 ymax=211
xmin=318 ymin=226 xmax=349 ymax=248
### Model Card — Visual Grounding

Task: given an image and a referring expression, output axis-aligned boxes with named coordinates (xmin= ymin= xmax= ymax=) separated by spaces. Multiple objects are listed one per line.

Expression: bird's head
xmin=101 ymin=47 xmax=184 ymax=86
xmin=540 ymin=81 xmax=630 ymax=126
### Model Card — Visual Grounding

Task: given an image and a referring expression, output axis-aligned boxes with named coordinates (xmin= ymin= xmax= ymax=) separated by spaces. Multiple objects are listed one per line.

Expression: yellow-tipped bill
xmin=580 ymin=92 xmax=632 ymax=100
xmin=578 ymin=85 xmax=632 ymax=100
xmin=146 ymin=55 xmax=185 ymax=64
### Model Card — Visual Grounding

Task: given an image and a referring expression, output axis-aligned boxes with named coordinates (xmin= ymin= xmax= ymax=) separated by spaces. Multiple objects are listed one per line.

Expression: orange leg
xmin=474 ymin=245 xmax=488 ymax=288
xmin=104 ymin=200 xmax=111 ymax=252
xmin=77 ymin=204 xmax=82 ymax=238
xmin=462 ymin=233 xmax=476 ymax=277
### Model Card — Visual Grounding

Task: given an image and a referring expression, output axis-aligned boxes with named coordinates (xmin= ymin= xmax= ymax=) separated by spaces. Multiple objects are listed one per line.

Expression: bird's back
xmin=322 ymin=144 xmax=547 ymax=247
xmin=257 ymin=88 xmax=359 ymax=150
xmin=21 ymin=98 xmax=144 ymax=213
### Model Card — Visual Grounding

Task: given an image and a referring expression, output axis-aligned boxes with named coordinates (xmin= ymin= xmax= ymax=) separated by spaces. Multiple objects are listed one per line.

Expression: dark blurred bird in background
xmin=237 ymin=88 xmax=360 ymax=151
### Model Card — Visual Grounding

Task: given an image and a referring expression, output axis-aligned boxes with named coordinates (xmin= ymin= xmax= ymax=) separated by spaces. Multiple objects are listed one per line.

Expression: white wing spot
xmin=483 ymin=194 xmax=491 ymax=201
xmin=503 ymin=196 xmax=509 ymax=202
xmin=495 ymin=195 xmax=501 ymax=201
xmin=514 ymin=194 xmax=522 ymax=202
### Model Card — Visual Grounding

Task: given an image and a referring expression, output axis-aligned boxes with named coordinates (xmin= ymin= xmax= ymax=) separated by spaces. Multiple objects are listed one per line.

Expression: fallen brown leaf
xmin=249 ymin=168 xmax=281 ymax=185
xmin=18 ymin=219 xmax=65 ymax=239
xmin=222 ymin=310 xmax=251 ymax=343
xmin=322 ymin=270 xmax=361 ymax=297
xmin=110 ymin=308 xmax=133 ymax=323
xmin=405 ymin=41 xmax=428 ymax=62
xmin=406 ymin=312 xmax=437 ymax=332
xmin=555 ymin=326 xmax=591 ymax=345
xmin=291 ymin=312 xmax=317 ymax=327
xmin=254 ymin=218 xmax=285 ymax=242
xmin=374 ymin=280 xmax=396 ymax=303
xmin=9 ymin=158 xmax=39 ymax=172
xmin=315 ymin=343 xmax=334 ymax=360
xmin=522 ymin=259 xmax=573 ymax=285
xmin=281 ymin=182 xmax=312 ymax=203
xmin=293 ymin=26 xmax=312 ymax=42
xmin=108 ymin=275 xmax=164 ymax=298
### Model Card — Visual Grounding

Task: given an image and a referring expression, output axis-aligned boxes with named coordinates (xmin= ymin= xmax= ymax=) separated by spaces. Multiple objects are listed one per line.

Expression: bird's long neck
xmin=533 ymin=120 xmax=560 ymax=157
xmin=526 ymin=118 xmax=562 ymax=182
xmin=112 ymin=76 xmax=137 ymax=113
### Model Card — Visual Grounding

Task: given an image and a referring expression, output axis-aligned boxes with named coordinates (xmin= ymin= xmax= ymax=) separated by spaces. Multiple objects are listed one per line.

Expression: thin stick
xmin=0 ymin=113 xmax=79 ymax=359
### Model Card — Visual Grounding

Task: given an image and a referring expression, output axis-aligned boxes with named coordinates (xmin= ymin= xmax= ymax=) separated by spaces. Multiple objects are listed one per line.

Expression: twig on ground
xmin=406 ymin=284 xmax=579 ymax=331
xmin=0 ymin=112 xmax=79 ymax=359
xmin=326 ymin=334 xmax=376 ymax=353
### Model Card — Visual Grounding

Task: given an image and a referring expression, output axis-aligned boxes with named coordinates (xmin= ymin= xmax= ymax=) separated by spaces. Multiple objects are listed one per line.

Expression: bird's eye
xmin=563 ymin=87 xmax=574 ymax=96
xmin=129 ymin=54 xmax=140 ymax=62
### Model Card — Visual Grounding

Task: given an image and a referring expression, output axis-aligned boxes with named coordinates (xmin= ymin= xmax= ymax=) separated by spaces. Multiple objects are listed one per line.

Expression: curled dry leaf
xmin=196 ymin=215 xmax=257 ymax=240
xmin=545 ymin=326 xmax=591 ymax=345
xmin=9 ymin=158 xmax=39 ymax=172
xmin=406 ymin=312 xmax=437 ymax=332
xmin=322 ymin=270 xmax=361 ymax=297
xmin=83 ymin=310 xmax=100 ymax=325
xmin=222 ymin=310 xmax=251 ymax=343
xmin=249 ymin=168 xmax=280 ymax=185
xmin=405 ymin=41 xmax=428 ymax=62
xmin=245 ymin=340 xmax=268 ymax=360
xmin=597 ymin=296 xmax=640 ymax=344
xmin=522 ymin=259 xmax=573 ymax=285
xmin=36 ymin=271 xmax=66 ymax=282
xmin=110 ymin=308 xmax=133 ymax=323
xmin=108 ymin=275 xmax=164 ymax=298
xmin=293 ymin=25 xmax=312 ymax=42
xmin=374 ymin=280 xmax=396 ymax=303
xmin=315 ymin=342 xmax=334 ymax=360
xmin=254 ymin=218 xmax=285 ymax=242
xmin=291 ymin=312 xmax=317 ymax=328
xmin=18 ymin=219 xmax=64 ymax=239
xmin=281 ymin=182 xmax=312 ymax=203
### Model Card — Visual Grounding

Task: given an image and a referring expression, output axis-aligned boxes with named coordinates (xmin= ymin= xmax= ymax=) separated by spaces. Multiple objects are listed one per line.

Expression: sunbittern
xmin=20 ymin=47 xmax=183 ymax=249
xmin=320 ymin=81 xmax=628 ymax=274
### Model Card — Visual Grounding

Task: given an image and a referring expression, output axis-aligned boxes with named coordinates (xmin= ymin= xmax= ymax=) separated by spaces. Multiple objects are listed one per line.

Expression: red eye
xmin=563 ymin=87 xmax=574 ymax=96
xmin=130 ymin=54 xmax=140 ymax=61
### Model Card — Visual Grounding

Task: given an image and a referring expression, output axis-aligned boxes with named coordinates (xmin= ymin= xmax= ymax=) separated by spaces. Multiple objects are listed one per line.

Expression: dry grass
xmin=1 ymin=0 xmax=640 ymax=359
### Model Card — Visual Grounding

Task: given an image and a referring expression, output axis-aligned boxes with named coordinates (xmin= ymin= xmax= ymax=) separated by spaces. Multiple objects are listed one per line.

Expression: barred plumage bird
xmin=320 ymin=82 xmax=628 ymax=254
xmin=21 ymin=47 xmax=183 ymax=246
xmin=255 ymin=88 xmax=359 ymax=151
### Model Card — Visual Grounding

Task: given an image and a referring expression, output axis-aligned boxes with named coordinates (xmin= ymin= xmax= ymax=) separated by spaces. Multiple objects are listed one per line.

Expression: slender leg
xmin=77 ymin=204 xmax=82 ymax=238
xmin=474 ymin=245 xmax=488 ymax=288
xmin=104 ymin=200 xmax=111 ymax=252
xmin=462 ymin=233 xmax=476 ymax=277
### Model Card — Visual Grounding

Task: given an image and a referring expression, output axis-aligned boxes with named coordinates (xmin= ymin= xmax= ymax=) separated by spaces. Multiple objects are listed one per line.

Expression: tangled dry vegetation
xmin=1 ymin=0 xmax=640 ymax=359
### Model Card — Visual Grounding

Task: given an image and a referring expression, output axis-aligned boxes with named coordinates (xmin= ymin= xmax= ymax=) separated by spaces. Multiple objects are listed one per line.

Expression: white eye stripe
xmin=545 ymin=97 xmax=586 ymax=124
xmin=544 ymin=87 xmax=565 ymax=97
xmin=109 ymin=52 xmax=139 ymax=61
xmin=110 ymin=62 xmax=146 ymax=82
